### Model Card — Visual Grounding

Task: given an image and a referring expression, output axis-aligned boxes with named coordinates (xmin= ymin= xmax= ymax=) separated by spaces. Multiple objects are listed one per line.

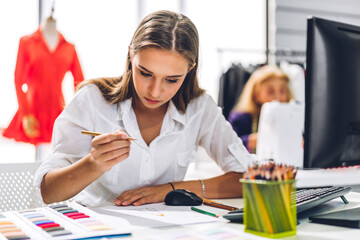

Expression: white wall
xmin=184 ymin=0 xmax=266 ymax=98
xmin=272 ymin=0 xmax=360 ymax=54
xmin=0 ymin=0 xmax=38 ymax=127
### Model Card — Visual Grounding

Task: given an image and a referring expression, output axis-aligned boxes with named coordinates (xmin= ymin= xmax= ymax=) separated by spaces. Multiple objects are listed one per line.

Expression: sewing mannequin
xmin=3 ymin=4 xmax=84 ymax=162
xmin=40 ymin=14 xmax=59 ymax=51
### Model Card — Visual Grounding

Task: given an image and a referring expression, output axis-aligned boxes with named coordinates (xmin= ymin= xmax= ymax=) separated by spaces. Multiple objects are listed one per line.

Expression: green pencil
xmin=191 ymin=207 xmax=219 ymax=218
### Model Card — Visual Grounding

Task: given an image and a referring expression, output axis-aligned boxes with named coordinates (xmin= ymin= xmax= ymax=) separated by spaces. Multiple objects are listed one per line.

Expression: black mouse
xmin=164 ymin=189 xmax=203 ymax=206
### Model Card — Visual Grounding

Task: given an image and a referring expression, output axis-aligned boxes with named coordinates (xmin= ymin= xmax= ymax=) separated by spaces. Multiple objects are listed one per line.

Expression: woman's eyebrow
xmin=138 ymin=64 xmax=185 ymax=78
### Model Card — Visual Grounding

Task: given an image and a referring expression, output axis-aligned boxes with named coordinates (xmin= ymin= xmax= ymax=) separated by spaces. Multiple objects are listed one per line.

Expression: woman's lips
xmin=145 ymin=97 xmax=161 ymax=104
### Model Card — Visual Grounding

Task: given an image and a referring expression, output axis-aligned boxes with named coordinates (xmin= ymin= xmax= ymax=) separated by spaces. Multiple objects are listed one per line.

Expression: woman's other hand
xmin=88 ymin=130 xmax=131 ymax=173
xmin=113 ymin=184 xmax=173 ymax=206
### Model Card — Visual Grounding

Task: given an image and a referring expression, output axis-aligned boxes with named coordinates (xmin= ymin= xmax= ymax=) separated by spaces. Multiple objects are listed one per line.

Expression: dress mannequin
xmin=21 ymin=13 xmax=60 ymax=139
xmin=2 ymin=6 xmax=84 ymax=161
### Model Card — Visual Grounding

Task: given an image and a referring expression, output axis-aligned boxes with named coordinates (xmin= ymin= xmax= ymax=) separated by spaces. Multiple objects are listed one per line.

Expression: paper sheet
xmin=91 ymin=203 xmax=223 ymax=228
xmin=147 ymin=227 xmax=259 ymax=240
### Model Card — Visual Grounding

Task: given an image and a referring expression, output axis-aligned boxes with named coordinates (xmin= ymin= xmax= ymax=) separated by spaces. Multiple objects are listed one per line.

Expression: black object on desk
xmin=164 ymin=189 xmax=203 ymax=206
xmin=222 ymin=209 xmax=244 ymax=223
xmin=164 ymin=189 xmax=239 ymax=211
xmin=309 ymin=207 xmax=360 ymax=228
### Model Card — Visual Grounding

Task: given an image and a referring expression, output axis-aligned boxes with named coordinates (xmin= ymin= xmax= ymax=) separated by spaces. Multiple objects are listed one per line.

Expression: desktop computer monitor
xmin=304 ymin=17 xmax=360 ymax=168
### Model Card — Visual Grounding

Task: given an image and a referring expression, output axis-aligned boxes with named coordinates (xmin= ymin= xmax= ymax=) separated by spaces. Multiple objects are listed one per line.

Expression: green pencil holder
xmin=240 ymin=179 xmax=296 ymax=238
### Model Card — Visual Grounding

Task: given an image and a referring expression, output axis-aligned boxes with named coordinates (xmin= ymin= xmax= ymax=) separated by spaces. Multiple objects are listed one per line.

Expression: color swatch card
xmin=0 ymin=202 xmax=131 ymax=240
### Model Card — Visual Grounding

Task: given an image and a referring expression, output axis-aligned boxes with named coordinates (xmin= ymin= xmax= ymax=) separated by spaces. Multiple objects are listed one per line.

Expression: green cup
xmin=240 ymin=179 xmax=296 ymax=238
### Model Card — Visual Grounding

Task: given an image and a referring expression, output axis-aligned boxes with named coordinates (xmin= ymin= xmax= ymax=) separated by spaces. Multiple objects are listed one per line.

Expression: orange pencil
xmin=202 ymin=198 xmax=239 ymax=211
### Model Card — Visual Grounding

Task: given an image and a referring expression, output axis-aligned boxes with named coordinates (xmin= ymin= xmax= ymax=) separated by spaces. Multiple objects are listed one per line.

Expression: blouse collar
xmin=116 ymin=98 xmax=186 ymax=126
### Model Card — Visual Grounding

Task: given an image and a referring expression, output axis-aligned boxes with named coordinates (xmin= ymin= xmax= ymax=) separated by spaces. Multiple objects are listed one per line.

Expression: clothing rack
xmin=216 ymin=48 xmax=267 ymax=73
xmin=217 ymin=47 xmax=306 ymax=71
xmin=217 ymin=47 xmax=305 ymax=59
xmin=271 ymin=49 xmax=306 ymax=65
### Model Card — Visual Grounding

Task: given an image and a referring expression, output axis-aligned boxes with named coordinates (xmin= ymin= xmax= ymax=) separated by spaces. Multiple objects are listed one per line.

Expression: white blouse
xmin=34 ymin=84 xmax=254 ymax=207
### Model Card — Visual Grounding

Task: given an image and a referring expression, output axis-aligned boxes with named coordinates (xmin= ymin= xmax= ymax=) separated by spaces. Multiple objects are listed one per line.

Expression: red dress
xmin=3 ymin=28 xmax=84 ymax=145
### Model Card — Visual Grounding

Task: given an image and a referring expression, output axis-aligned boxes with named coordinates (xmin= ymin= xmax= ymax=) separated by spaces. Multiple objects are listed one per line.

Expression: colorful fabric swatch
xmin=0 ymin=216 xmax=30 ymax=240
xmin=51 ymin=204 xmax=111 ymax=231
xmin=20 ymin=210 xmax=72 ymax=237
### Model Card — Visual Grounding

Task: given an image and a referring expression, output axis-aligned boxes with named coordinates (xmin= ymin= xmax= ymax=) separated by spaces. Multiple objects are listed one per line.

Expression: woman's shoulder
xmin=182 ymin=93 xmax=222 ymax=121
xmin=73 ymin=83 xmax=115 ymax=109
xmin=189 ymin=92 xmax=213 ymax=105
xmin=186 ymin=93 xmax=215 ymax=112
xmin=75 ymin=83 xmax=102 ymax=100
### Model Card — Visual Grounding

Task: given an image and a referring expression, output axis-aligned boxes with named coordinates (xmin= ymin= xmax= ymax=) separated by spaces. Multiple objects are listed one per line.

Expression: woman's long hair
xmin=77 ymin=10 xmax=204 ymax=112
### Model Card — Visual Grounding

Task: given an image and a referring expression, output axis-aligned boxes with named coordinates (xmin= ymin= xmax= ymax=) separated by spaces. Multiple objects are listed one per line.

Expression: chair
xmin=0 ymin=162 xmax=45 ymax=211
xmin=218 ymin=64 xmax=251 ymax=119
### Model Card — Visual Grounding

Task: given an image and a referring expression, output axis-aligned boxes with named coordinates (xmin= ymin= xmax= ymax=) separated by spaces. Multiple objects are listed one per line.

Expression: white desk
xmin=1 ymin=192 xmax=359 ymax=239
xmin=90 ymin=191 xmax=360 ymax=240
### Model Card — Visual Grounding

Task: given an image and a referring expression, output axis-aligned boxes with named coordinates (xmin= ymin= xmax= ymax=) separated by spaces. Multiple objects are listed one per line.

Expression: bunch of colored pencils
xmin=240 ymin=162 xmax=297 ymax=237
xmin=243 ymin=162 xmax=297 ymax=181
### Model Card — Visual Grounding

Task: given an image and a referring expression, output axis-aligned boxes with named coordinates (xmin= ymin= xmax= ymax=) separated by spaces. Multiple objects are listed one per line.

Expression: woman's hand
xmin=88 ymin=130 xmax=131 ymax=174
xmin=113 ymin=184 xmax=173 ymax=206
xmin=22 ymin=114 xmax=40 ymax=138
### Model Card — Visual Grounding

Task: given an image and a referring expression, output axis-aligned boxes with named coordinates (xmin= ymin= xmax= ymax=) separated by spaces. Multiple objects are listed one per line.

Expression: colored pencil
xmin=81 ymin=130 xmax=136 ymax=141
xmin=201 ymin=198 xmax=239 ymax=211
xmin=191 ymin=207 xmax=218 ymax=218
xmin=243 ymin=162 xmax=297 ymax=181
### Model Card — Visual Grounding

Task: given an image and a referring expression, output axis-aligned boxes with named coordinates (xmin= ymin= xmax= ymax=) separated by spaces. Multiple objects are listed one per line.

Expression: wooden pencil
xmin=191 ymin=207 xmax=219 ymax=218
xmin=202 ymin=198 xmax=239 ymax=211
xmin=81 ymin=130 xmax=136 ymax=141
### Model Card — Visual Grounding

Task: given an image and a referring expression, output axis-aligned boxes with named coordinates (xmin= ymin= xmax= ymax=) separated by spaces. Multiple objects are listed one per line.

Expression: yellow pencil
xmin=81 ymin=130 xmax=136 ymax=141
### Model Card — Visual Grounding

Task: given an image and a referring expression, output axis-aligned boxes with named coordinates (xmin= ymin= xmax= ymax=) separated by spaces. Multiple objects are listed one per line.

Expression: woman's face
xmin=254 ymin=77 xmax=290 ymax=106
xmin=131 ymin=48 xmax=190 ymax=111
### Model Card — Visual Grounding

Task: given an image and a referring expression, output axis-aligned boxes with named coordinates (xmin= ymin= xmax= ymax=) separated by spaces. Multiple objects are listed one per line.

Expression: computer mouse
xmin=164 ymin=189 xmax=203 ymax=206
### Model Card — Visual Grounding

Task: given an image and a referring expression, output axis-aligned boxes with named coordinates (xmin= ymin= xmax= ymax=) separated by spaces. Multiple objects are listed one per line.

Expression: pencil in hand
xmin=81 ymin=130 xmax=136 ymax=141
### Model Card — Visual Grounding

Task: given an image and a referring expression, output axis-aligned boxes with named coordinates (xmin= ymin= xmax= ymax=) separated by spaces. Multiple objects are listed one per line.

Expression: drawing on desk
xmin=135 ymin=207 xmax=165 ymax=216
xmin=93 ymin=203 xmax=222 ymax=227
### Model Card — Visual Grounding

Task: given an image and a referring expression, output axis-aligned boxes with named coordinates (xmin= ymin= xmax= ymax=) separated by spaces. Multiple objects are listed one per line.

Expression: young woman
xmin=228 ymin=65 xmax=293 ymax=153
xmin=34 ymin=10 xmax=254 ymax=207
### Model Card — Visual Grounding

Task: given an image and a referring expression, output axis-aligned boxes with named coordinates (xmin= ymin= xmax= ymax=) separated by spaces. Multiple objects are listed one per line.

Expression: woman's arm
xmin=40 ymin=131 xmax=131 ymax=204
xmin=113 ymin=172 xmax=243 ymax=206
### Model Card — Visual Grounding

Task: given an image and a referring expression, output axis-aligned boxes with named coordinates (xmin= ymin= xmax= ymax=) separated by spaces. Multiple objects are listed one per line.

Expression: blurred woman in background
xmin=228 ymin=65 xmax=293 ymax=153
